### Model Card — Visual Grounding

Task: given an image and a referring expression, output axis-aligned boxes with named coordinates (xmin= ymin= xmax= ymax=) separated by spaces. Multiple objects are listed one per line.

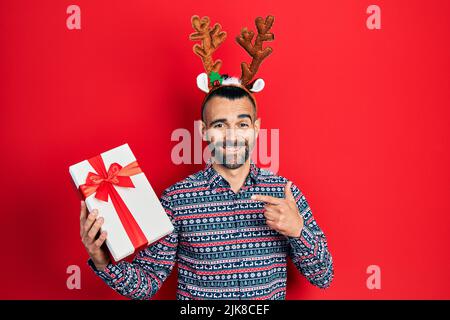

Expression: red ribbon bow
xmin=80 ymin=160 xmax=140 ymax=202
xmin=79 ymin=155 xmax=148 ymax=258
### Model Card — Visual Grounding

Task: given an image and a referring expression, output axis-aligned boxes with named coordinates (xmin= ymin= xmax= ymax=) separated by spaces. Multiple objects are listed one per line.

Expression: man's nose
xmin=225 ymin=128 xmax=237 ymax=141
xmin=225 ymin=128 xmax=245 ymax=140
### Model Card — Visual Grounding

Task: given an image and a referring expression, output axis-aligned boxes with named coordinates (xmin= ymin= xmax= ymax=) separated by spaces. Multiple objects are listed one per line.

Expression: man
xmin=80 ymin=84 xmax=334 ymax=300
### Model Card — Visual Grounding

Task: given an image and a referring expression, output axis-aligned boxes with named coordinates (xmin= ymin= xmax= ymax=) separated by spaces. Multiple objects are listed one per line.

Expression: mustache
xmin=210 ymin=139 xmax=249 ymax=148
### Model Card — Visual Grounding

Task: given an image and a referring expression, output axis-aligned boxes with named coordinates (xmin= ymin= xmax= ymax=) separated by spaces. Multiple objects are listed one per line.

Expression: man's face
xmin=202 ymin=96 xmax=261 ymax=169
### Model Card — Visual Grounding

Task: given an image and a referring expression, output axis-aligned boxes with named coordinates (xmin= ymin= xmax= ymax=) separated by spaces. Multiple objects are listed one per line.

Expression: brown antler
xmin=189 ymin=15 xmax=227 ymax=75
xmin=236 ymin=15 xmax=275 ymax=86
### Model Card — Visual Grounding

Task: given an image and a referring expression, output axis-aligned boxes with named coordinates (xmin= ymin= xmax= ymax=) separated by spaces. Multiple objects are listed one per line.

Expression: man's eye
xmin=239 ymin=123 xmax=250 ymax=128
xmin=213 ymin=123 xmax=224 ymax=128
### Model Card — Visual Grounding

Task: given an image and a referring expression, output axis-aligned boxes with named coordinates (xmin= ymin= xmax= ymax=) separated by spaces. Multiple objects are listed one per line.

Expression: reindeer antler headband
xmin=189 ymin=15 xmax=275 ymax=97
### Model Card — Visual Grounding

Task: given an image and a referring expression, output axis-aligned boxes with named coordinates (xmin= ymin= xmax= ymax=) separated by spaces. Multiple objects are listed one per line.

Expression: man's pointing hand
xmin=251 ymin=181 xmax=304 ymax=238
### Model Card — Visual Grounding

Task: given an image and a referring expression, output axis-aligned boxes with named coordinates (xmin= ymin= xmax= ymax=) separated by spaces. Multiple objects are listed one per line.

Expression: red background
xmin=1 ymin=0 xmax=449 ymax=299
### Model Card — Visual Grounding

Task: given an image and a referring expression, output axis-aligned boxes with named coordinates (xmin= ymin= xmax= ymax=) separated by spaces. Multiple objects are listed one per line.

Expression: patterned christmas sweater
xmin=88 ymin=159 xmax=334 ymax=299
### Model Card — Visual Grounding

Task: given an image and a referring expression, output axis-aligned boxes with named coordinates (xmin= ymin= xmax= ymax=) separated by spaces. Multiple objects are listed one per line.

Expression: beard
xmin=209 ymin=138 xmax=251 ymax=169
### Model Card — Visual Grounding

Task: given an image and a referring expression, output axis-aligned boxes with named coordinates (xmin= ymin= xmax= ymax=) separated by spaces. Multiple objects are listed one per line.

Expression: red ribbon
xmin=79 ymin=155 xmax=148 ymax=253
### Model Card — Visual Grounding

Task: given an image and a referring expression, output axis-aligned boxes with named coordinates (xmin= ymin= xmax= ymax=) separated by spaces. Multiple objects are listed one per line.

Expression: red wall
xmin=1 ymin=0 xmax=449 ymax=299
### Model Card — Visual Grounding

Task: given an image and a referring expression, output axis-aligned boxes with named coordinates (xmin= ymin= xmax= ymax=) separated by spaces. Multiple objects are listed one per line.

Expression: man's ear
xmin=254 ymin=118 xmax=261 ymax=138
xmin=200 ymin=120 xmax=208 ymax=141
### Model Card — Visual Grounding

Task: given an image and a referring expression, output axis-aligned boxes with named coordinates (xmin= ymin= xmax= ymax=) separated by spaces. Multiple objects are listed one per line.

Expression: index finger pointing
xmin=285 ymin=181 xmax=295 ymax=201
xmin=251 ymin=194 xmax=282 ymax=205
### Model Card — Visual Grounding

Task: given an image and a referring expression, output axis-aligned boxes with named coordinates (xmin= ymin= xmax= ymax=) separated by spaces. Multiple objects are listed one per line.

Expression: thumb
xmin=285 ymin=181 xmax=295 ymax=201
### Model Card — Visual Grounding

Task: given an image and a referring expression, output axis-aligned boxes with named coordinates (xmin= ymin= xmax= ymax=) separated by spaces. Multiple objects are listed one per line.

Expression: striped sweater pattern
xmin=89 ymin=159 xmax=334 ymax=299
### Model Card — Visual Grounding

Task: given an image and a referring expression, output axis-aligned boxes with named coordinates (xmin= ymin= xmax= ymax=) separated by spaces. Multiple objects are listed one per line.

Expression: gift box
xmin=69 ymin=143 xmax=174 ymax=262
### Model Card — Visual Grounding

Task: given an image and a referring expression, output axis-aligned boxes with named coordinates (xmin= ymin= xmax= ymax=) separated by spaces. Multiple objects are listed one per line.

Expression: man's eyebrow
xmin=209 ymin=118 xmax=227 ymax=126
xmin=238 ymin=114 xmax=253 ymax=121
xmin=209 ymin=114 xmax=253 ymax=126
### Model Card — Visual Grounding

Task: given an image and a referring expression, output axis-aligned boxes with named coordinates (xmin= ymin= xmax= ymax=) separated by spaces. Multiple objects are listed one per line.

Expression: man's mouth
xmin=222 ymin=145 xmax=244 ymax=152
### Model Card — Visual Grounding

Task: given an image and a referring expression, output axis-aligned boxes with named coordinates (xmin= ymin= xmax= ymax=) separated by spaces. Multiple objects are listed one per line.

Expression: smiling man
xmin=79 ymin=15 xmax=334 ymax=300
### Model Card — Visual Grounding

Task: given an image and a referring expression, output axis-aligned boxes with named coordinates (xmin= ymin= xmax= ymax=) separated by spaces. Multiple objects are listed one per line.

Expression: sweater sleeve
xmin=87 ymin=190 xmax=178 ymax=299
xmin=286 ymin=182 xmax=334 ymax=289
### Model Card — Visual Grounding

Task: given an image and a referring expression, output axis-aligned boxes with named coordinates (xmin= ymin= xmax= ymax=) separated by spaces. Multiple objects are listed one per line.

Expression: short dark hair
xmin=201 ymin=85 xmax=257 ymax=123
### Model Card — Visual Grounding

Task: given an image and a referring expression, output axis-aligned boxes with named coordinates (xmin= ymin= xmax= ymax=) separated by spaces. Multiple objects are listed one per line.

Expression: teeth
xmin=224 ymin=146 xmax=242 ymax=151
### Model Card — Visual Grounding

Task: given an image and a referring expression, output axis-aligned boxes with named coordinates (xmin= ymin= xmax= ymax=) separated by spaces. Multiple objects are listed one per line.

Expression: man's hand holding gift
xmin=80 ymin=201 xmax=110 ymax=271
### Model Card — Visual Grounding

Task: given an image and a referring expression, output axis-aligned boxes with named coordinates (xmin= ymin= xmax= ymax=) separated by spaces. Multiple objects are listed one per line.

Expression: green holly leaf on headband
xmin=209 ymin=71 xmax=223 ymax=85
